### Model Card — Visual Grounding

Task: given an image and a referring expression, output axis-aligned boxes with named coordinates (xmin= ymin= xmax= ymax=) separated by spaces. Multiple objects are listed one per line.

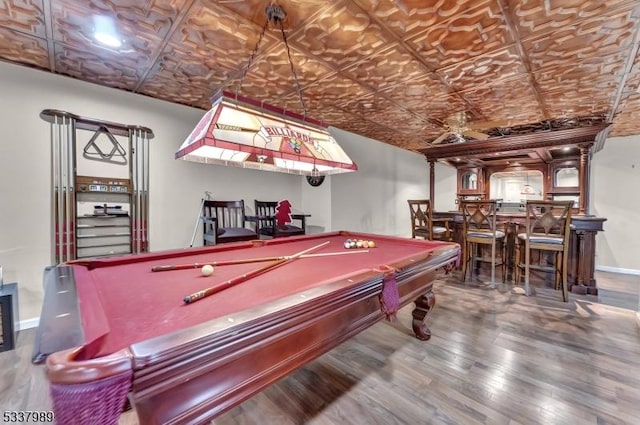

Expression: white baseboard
xmin=18 ymin=317 xmax=39 ymax=331
xmin=596 ymin=265 xmax=640 ymax=276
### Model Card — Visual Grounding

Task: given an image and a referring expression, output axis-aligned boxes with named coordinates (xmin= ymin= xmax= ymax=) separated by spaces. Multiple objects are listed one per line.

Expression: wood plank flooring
xmin=1 ymin=271 xmax=639 ymax=425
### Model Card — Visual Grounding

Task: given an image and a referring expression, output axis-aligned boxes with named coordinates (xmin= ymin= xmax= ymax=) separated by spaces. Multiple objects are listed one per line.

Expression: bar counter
xmin=434 ymin=211 xmax=606 ymax=295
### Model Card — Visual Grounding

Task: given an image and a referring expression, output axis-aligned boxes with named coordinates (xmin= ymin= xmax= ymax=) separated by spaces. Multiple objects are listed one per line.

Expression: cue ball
xmin=201 ymin=264 xmax=214 ymax=276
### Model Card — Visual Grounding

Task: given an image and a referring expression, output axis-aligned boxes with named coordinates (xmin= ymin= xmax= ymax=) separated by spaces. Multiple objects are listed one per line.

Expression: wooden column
xmin=578 ymin=145 xmax=591 ymax=214
xmin=429 ymin=160 xmax=435 ymax=206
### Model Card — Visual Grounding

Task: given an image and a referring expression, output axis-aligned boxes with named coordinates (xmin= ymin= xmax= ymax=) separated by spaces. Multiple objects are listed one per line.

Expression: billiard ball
xmin=344 ymin=240 xmax=351 ymax=249
xmin=368 ymin=240 xmax=376 ymax=248
xmin=201 ymin=264 xmax=214 ymax=276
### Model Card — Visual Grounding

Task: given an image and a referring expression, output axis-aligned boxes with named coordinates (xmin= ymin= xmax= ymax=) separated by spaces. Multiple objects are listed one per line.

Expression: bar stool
xmin=514 ymin=201 xmax=573 ymax=302
xmin=460 ymin=200 xmax=506 ymax=287
xmin=407 ymin=199 xmax=451 ymax=241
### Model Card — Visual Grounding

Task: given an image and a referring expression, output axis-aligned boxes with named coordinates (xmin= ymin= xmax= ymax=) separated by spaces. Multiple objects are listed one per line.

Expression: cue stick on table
xmin=152 ymin=249 xmax=370 ymax=272
xmin=183 ymin=241 xmax=330 ymax=304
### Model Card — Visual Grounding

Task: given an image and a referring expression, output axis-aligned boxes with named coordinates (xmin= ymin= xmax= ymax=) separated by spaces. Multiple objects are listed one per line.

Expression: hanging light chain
xmin=278 ymin=20 xmax=307 ymax=116
xmin=236 ymin=19 xmax=269 ymax=97
xmin=236 ymin=4 xmax=307 ymax=117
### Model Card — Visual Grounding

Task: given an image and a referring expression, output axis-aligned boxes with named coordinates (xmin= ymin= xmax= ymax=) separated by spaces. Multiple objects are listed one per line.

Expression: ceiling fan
xmin=431 ymin=111 xmax=492 ymax=145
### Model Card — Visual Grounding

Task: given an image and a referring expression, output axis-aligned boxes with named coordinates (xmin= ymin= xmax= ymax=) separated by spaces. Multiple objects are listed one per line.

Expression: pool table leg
xmin=411 ymin=291 xmax=435 ymax=340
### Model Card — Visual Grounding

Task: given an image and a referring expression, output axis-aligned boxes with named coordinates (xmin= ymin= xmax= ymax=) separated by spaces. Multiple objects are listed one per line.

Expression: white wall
xmin=329 ymin=128 xmax=433 ymax=237
xmin=0 ymin=61 xmax=434 ymax=321
xmin=0 ymin=62 xmax=302 ymax=320
xmin=301 ymin=173 xmax=332 ymax=234
xmin=4 ymin=60 xmax=635 ymax=323
xmin=433 ymin=162 xmax=457 ymax=212
xmin=591 ymin=136 xmax=640 ymax=272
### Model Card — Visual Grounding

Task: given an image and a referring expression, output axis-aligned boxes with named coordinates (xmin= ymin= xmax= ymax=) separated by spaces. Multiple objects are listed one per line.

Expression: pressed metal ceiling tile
xmin=610 ymin=94 xmax=640 ymax=136
xmin=170 ymin=2 xmax=269 ymax=75
xmin=459 ymin=77 xmax=543 ymax=123
xmin=216 ymin=0 xmax=332 ymax=29
xmin=341 ymin=44 xmax=431 ymax=91
xmin=356 ymin=0 xmax=493 ymax=39
xmin=50 ymin=0 xmax=187 ymax=66
xmin=0 ymin=0 xmax=639 ymax=146
xmin=289 ymin=0 xmax=391 ymax=69
xmin=405 ymin=0 xmax=513 ymax=70
xmin=510 ymin=0 xmax=639 ymax=39
xmin=523 ymin=8 xmax=640 ymax=73
xmin=54 ymin=43 xmax=141 ymax=90
xmin=0 ymin=0 xmax=46 ymax=37
xmin=438 ymin=46 xmax=526 ymax=89
xmin=0 ymin=26 xmax=49 ymax=69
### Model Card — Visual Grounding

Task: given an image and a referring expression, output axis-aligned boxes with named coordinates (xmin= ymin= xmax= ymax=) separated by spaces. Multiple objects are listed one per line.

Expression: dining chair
xmin=253 ymin=200 xmax=306 ymax=239
xmin=202 ymin=200 xmax=258 ymax=245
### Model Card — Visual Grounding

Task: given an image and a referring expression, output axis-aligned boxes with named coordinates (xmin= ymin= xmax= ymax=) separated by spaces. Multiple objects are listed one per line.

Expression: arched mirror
xmin=461 ymin=172 xmax=478 ymax=190
xmin=555 ymin=167 xmax=579 ymax=187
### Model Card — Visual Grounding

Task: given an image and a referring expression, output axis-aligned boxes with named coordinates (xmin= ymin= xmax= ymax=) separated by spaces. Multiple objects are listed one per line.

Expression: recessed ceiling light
xmin=95 ymin=32 xmax=122 ymax=47
xmin=472 ymin=65 xmax=490 ymax=75
xmin=563 ymin=146 xmax=571 ymax=151
xmin=93 ymin=15 xmax=122 ymax=48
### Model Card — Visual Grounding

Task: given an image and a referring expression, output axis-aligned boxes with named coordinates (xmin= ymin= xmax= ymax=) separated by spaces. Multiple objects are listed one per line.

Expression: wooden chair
xmin=202 ymin=200 xmax=258 ymax=245
xmin=460 ymin=200 xmax=506 ymax=286
xmin=514 ymin=201 xmax=573 ymax=302
xmin=407 ymin=199 xmax=451 ymax=241
xmin=253 ymin=200 xmax=306 ymax=239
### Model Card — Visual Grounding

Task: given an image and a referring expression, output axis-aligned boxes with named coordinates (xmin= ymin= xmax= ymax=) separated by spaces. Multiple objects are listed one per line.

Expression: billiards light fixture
xmin=175 ymin=5 xmax=357 ymax=177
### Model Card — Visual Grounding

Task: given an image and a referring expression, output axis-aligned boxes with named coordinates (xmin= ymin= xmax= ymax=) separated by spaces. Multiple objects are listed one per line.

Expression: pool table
xmin=40 ymin=231 xmax=459 ymax=425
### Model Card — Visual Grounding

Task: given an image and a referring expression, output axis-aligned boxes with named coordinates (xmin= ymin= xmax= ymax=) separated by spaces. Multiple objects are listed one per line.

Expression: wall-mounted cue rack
xmin=41 ymin=110 xmax=154 ymax=264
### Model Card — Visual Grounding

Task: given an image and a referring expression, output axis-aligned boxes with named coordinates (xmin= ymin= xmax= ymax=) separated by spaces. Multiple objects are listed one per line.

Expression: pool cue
xmin=183 ymin=241 xmax=330 ymax=304
xmin=152 ymin=249 xmax=369 ymax=272
xmin=189 ymin=191 xmax=213 ymax=248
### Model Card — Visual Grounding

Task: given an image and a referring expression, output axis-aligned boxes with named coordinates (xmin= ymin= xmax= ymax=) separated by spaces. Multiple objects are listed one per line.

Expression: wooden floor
xmin=1 ymin=271 xmax=639 ymax=425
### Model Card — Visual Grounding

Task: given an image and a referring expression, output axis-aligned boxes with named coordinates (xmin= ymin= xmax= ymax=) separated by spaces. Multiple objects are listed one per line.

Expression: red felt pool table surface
xmin=43 ymin=231 xmax=459 ymax=425
xmin=75 ymin=231 xmax=450 ymax=358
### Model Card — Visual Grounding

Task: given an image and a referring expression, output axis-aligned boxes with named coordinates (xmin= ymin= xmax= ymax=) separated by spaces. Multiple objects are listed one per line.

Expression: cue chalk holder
xmin=0 ymin=268 xmax=19 ymax=352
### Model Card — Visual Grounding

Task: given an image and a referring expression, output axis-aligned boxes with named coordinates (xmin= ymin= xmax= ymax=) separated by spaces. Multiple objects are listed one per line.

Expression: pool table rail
xmin=43 ymin=234 xmax=459 ymax=425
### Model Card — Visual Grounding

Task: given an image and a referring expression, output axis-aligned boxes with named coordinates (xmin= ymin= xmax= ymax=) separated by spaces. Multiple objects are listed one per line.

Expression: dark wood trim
xmin=579 ymin=146 xmax=590 ymax=214
xmin=40 ymin=110 xmax=155 ymax=138
xmin=429 ymin=160 xmax=435 ymax=206
xmin=418 ymin=124 xmax=608 ymax=160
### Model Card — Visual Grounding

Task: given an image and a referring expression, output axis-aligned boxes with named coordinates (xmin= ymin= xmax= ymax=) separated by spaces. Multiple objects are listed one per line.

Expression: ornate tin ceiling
xmin=1 ymin=0 xmax=639 ymax=151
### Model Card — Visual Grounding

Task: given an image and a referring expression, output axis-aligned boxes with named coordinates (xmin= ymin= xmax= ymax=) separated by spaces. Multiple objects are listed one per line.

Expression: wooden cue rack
xmin=41 ymin=110 xmax=154 ymax=263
